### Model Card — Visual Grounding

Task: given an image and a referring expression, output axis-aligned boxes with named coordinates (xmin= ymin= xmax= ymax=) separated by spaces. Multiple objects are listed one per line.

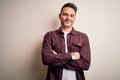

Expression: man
xmin=42 ymin=3 xmax=91 ymax=80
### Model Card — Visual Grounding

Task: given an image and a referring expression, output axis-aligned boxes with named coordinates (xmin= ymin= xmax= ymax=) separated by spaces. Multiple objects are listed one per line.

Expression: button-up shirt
xmin=42 ymin=27 xmax=91 ymax=80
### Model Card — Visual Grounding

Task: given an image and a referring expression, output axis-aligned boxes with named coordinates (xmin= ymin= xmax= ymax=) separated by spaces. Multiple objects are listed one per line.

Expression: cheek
xmin=60 ymin=17 xmax=66 ymax=21
xmin=71 ymin=18 xmax=75 ymax=22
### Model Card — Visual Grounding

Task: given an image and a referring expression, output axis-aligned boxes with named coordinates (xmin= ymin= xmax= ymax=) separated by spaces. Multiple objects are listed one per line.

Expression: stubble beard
xmin=61 ymin=20 xmax=73 ymax=28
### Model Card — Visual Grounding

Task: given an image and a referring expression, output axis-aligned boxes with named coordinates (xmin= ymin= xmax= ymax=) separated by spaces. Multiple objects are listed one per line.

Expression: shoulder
xmin=44 ymin=29 xmax=59 ymax=38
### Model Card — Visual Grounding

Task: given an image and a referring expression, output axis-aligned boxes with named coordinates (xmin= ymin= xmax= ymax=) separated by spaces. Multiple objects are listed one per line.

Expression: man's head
xmin=59 ymin=3 xmax=77 ymax=28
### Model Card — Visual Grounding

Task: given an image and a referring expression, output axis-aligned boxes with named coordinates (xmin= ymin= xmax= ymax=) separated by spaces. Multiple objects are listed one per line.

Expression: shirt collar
xmin=58 ymin=27 xmax=76 ymax=35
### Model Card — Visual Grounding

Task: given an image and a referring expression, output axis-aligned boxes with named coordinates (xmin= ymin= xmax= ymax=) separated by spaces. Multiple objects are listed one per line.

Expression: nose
xmin=66 ymin=15 xmax=71 ymax=20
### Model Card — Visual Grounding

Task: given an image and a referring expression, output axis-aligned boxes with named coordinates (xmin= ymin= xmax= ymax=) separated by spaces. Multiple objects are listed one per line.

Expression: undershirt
xmin=62 ymin=32 xmax=77 ymax=80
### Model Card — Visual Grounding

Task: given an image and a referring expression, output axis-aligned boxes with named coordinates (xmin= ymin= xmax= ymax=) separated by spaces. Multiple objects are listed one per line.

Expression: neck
xmin=61 ymin=26 xmax=72 ymax=32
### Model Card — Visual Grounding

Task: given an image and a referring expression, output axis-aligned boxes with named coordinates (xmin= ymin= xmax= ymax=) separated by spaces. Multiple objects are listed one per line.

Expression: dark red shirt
xmin=42 ymin=28 xmax=91 ymax=80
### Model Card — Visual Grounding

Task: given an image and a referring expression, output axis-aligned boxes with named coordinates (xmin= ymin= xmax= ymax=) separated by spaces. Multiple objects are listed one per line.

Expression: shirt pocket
xmin=72 ymin=41 xmax=83 ymax=52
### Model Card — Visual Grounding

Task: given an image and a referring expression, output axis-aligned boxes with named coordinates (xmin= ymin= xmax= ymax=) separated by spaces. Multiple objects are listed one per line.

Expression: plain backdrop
xmin=0 ymin=0 xmax=120 ymax=80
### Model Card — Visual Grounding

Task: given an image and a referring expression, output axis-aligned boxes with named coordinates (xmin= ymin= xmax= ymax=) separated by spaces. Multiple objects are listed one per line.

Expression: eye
xmin=62 ymin=13 xmax=68 ymax=16
xmin=70 ymin=14 xmax=75 ymax=17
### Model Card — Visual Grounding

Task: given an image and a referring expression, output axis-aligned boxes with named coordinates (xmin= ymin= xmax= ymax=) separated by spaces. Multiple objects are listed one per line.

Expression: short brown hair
xmin=60 ymin=3 xmax=77 ymax=13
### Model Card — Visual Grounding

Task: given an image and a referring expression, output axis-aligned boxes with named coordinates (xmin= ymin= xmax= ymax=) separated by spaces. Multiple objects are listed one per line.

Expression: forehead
xmin=61 ymin=7 xmax=76 ymax=14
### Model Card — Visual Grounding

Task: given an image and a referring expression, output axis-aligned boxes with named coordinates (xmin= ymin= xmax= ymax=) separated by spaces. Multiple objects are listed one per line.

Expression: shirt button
xmin=79 ymin=44 xmax=81 ymax=46
xmin=58 ymin=63 xmax=61 ymax=65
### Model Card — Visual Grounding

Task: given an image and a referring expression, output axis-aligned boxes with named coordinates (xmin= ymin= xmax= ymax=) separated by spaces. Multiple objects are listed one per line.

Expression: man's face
xmin=59 ymin=7 xmax=76 ymax=28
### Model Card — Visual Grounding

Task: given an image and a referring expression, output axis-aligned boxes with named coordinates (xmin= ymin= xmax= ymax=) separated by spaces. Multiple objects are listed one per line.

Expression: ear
xmin=59 ymin=13 xmax=61 ymax=20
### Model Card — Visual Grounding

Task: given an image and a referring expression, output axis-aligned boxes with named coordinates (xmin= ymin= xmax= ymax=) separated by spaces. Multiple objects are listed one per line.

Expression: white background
xmin=0 ymin=0 xmax=120 ymax=80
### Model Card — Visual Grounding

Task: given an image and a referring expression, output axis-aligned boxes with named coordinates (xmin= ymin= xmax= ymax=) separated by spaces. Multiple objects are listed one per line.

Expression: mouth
xmin=64 ymin=20 xmax=71 ymax=24
xmin=63 ymin=21 xmax=72 ymax=27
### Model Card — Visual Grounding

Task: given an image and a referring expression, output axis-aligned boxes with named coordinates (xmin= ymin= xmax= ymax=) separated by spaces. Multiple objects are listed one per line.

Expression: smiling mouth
xmin=65 ymin=20 xmax=71 ymax=23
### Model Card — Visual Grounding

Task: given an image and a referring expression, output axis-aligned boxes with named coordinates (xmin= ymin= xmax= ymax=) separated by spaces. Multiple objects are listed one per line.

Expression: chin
xmin=64 ymin=25 xmax=71 ymax=28
xmin=64 ymin=24 xmax=71 ymax=27
xmin=65 ymin=25 xmax=72 ymax=28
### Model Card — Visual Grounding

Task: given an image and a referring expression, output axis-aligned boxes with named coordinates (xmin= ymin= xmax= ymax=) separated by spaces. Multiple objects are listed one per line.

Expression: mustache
xmin=64 ymin=19 xmax=71 ymax=22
